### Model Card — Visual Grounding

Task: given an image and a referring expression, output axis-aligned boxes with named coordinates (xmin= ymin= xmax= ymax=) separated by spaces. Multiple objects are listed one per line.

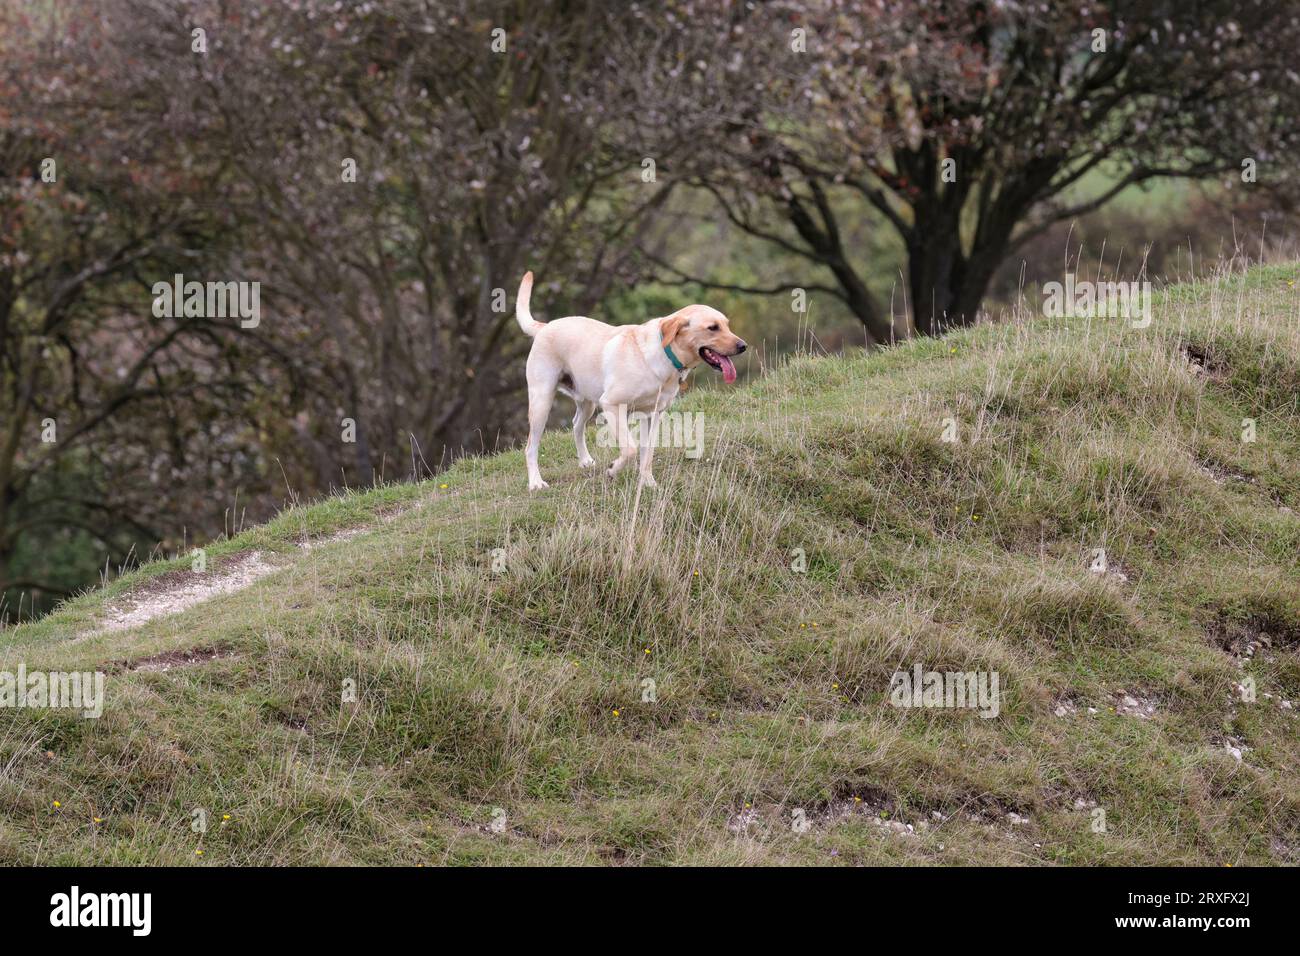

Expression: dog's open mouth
xmin=699 ymin=346 xmax=738 ymax=383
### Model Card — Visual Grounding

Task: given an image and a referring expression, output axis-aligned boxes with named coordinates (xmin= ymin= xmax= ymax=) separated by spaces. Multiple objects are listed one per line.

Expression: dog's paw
xmin=578 ymin=456 xmax=597 ymax=469
xmin=528 ymin=478 xmax=549 ymax=491
xmin=638 ymin=474 xmax=659 ymax=489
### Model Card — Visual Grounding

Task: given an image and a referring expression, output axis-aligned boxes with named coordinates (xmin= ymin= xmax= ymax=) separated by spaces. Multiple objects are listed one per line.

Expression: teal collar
xmin=662 ymin=337 xmax=686 ymax=371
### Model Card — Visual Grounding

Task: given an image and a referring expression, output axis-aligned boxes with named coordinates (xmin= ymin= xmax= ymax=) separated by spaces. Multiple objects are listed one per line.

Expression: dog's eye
xmin=709 ymin=324 xmax=719 ymax=331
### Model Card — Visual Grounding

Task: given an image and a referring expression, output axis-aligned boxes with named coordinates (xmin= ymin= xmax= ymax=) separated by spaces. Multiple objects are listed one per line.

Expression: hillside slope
xmin=3 ymin=266 xmax=1299 ymax=865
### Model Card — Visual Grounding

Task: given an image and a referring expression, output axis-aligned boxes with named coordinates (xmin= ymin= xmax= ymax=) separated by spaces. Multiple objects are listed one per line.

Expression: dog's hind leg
xmin=572 ymin=399 xmax=597 ymax=469
xmin=525 ymin=376 xmax=558 ymax=490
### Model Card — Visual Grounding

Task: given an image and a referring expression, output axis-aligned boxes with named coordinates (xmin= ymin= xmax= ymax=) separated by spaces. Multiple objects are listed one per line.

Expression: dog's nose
xmin=735 ymin=339 xmax=747 ymax=354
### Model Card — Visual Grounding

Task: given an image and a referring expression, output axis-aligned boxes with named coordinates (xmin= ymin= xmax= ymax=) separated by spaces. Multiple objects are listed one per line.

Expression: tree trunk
xmin=906 ymin=203 xmax=967 ymax=335
xmin=906 ymin=193 xmax=1020 ymax=335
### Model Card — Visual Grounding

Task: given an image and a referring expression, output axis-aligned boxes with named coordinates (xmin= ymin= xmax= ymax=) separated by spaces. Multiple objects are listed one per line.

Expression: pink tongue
xmin=719 ymin=354 xmax=737 ymax=383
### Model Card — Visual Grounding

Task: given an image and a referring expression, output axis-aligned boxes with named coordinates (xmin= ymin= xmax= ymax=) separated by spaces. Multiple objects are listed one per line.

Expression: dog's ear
xmin=661 ymin=311 xmax=689 ymax=345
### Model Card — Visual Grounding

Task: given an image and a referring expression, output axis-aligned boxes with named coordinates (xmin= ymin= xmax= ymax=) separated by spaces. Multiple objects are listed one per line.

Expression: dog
xmin=514 ymin=271 xmax=746 ymax=490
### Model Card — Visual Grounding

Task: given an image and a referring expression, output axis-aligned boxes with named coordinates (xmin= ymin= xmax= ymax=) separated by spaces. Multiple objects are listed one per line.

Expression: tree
xmin=125 ymin=0 xmax=731 ymax=485
xmin=0 ymin=2 xmax=282 ymax=617
xmin=684 ymin=0 xmax=1300 ymax=339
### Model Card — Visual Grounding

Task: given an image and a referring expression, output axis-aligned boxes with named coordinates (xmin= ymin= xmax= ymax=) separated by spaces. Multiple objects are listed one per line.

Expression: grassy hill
xmin=3 ymin=265 xmax=1299 ymax=865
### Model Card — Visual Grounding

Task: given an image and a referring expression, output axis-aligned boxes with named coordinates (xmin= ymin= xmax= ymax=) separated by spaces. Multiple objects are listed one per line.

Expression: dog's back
xmin=516 ymin=272 xmax=624 ymax=402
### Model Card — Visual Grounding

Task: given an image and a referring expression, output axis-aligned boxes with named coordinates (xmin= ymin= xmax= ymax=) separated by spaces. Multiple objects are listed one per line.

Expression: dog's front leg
xmin=603 ymin=402 xmax=637 ymax=478
xmin=636 ymin=409 xmax=660 ymax=487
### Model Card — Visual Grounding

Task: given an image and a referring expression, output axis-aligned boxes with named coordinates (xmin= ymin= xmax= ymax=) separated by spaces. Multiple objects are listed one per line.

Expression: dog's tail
xmin=515 ymin=271 xmax=544 ymax=337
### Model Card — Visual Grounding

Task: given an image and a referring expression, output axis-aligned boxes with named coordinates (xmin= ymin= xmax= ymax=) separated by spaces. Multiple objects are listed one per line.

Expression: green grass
xmin=3 ymin=265 xmax=1299 ymax=865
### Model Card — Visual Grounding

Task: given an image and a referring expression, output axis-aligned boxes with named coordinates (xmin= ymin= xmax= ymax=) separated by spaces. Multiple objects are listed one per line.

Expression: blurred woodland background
xmin=2 ymin=0 xmax=1298 ymax=619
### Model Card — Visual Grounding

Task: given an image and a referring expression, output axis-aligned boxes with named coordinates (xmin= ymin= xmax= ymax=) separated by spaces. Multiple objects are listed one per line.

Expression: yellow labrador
xmin=515 ymin=271 xmax=746 ymax=490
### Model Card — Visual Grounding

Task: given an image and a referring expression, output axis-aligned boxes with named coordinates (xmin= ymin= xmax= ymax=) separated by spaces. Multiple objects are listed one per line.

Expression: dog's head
xmin=661 ymin=305 xmax=747 ymax=383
